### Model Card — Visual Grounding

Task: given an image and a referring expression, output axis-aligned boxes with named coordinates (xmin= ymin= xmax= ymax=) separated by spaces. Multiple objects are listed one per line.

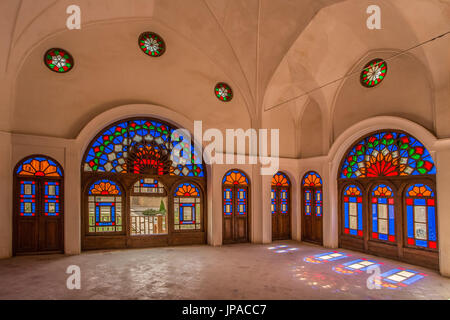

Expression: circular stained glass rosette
xmin=360 ymin=59 xmax=387 ymax=88
xmin=44 ymin=48 xmax=74 ymax=73
xmin=214 ymin=83 xmax=233 ymax=102
xmin=138 ymin=32 xmax=166 ymax=57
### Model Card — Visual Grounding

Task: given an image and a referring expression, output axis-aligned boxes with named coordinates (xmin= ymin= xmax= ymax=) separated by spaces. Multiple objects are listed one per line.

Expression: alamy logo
xmin=367 ymin=5 xmax=381 ymax=30
xmin=66 ymin=5 xmax=81 ymax=30
xmin=171 ymin=121 xmax=280 ymax=175
xmin=66 ymin=265 xmax=81 ymax=290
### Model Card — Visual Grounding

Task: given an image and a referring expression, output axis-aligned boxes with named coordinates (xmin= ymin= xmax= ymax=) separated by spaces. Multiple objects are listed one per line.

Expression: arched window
xmin=81 ymin=117 xmax=207 ymax=250
xmin=302 ymin=171 xmax=323 ymax=244
xmin=14 ymin=156 xmax=64 ymax=254
xmin=371 ymin=184 xmax=395 ymax=242
xmin=88 ymin=179 xmax=123 ymax=233
xmin=338 ymin=130 xmax=438 ymax=269
xmin=174 ymin=183 xmax=202 ymax=231
xmin=222 ymin=170 xmax=249 ymax=244
xmin=83 ymin=118 xmax=204 ymax=177
xmin=405 ymin=184 xmax=437 ymax=250
xmin=271 ymin=172 xmax=291 ymax=240
xmin=343 ymin=185 xmax=363 ymax=237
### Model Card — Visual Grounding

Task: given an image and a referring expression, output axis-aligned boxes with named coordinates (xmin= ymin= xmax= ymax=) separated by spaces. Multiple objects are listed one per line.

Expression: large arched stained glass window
xmin=343 ymin=185 xmax=363 ymax=237
xmin=83 ymin=118 xmax=204 ymax=177
xmin=174 ymin=183 xmax=202 ymax=231
xmin=338 ymin=130 xmax=438 ymax=270
xmin=371 ymin=184 xmax=395 ymax=242
xmin=340 ymin=131 xmax=435 ymax=178
xmin=88 ymin=180 xmax=123 ymax=233
xmin=405 ymin=184 xmax=437 ymax=249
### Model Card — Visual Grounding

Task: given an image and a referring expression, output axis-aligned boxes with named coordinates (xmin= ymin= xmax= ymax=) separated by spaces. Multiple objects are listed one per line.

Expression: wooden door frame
xmin=13 ymin=155 xmax=64 ymax=255
xmin=222 ymin=169 xmax=251 ymax=244
xmin=272 ymin=183 xmax=291 ymax=241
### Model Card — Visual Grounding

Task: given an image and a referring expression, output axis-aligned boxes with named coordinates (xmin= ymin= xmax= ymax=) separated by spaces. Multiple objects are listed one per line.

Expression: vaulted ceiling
xmin=1 ymin=0 xmax=449 ymax=158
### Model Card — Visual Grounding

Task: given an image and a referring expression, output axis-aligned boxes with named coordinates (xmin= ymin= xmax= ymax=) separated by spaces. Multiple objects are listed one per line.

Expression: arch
xmin=337 ymin=128 xmax=438 ymax=269
xmin=80 ymin=114 xmax=207 ymax=250
xmin=271 ymin=171 xmax=291 ymax=240
xmin=301 ymin=171 xmax=323 ymax=244
xmin=13 ymin=155 xmax=64 ymax=255
xmin=82 ymin=117 xmax=205 ymax=177
xmin=15 ymin=154 xmax=63 ymax=177
xmin=222 ymin=169 xmax=250 ymax=244
xmin=338 ymin=130 xmax=436 ymax=179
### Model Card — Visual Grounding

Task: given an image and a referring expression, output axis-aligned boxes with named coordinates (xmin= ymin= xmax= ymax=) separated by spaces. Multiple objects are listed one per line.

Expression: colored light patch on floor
xmin=375 ymin=268 xmax=427 ymax=290
xmin=303 ymin=252 xmax=350 ymax=264
xmin=267 ymin=245 xmax=299 ymax=253
xmin=332 ymin=259 xmax=383 ymax=275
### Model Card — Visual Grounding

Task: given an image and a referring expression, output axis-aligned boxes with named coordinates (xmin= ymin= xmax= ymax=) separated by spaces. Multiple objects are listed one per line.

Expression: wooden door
xmin=14 ymin=178 xmax=63 ymax=254
xmin=272 ymin=187 xmax=290 ymax=240
xmin=223 ymin=185 xmax=249 ymax=244
xmin=302 ymin=187 xmax=323 ymax=244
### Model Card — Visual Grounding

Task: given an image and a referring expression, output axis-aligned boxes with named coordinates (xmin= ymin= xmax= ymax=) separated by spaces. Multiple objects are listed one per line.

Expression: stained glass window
xmin=304 ymin=190 xmax=312 ymax=216
xmin=340 ymin=131 xmax=436 ymax=179
xmin=215 ymin=83 xmax=233 ymax=102
xmin=19 ymin=181 xmax=36 ymax=216
xmin=174 ymin=183 xmax=201 ymax=230
xmin=222 ymin=170 xmax=249 ymax=217
xmin=405 ymin=184 xmax=437 ymax=249
xmin=16 ymin=157 xmax=62 ymax=177
xmin=343 ymin=185 xmax=363 ymax=237
xmin=360 ymin=59 xmax=387 ymax=88
xmin=44 ymin=48 xmax=74 ymax=73
xmin=223 ymin=170 xmax=249 ymax=185
xmin=236 ymin=188 xmax=247 ymax=215
xmin=133 ymin=178 xmax=165 ymax=194
xmin=303 ymin=172 xmax=322 ymax=187
xmin=371 ymin=184 xmax=395 ymax=242
xmin=88 ymin=180 xmax=122 ymax=233
xmin=83 ymin=118 xmax=204 ymax=177
xmin=44 ymin=181 xmax=61 ymax=216
xmin=272 ymin=172 xmax=290 ymax=186
xmin=315 ymin=190 xmax=323 ymax=217
xmin=271 ymin=188 xmax=276 ymax=214
xmin=138 ymin=32 xmax=166 ymax=57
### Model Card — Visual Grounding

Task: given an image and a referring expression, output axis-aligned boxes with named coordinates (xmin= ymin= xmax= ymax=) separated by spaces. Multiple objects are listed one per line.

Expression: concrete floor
xmin=0 ymin=241 xmax=449 ymax=300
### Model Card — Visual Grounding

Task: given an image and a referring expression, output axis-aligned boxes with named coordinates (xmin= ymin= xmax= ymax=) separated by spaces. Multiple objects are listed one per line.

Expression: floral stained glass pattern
xmin=360 ymin=59 xmax=387 ymax=88
xmin=222 ymin=170 xmax=249 ymax=185
xmin=272 ymin=172 xmax=290 ymax=186
xmin=89 ymin=180 xmax=121 ymax=195
xmin=303 ymin=172 xmax=322 ymax=187
xmin=174 ymin=183 xmax=200 ymax=197
xmin=215 ymin=83 xmax=233 ymax=102
xmin=44 ymin=48 xmax=74 ymax=73
xmin=16 ymin=157 xmax=63 ymax=177
xmin=83 ymin=119 xmax=204 ymax=177
xmin=340 ymin=131 xmax=436 ymax=179
xmin=138 ymin=32 xmax=166 ymax=57
xmin=405 ymin=184 xmax=437 ymax=249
